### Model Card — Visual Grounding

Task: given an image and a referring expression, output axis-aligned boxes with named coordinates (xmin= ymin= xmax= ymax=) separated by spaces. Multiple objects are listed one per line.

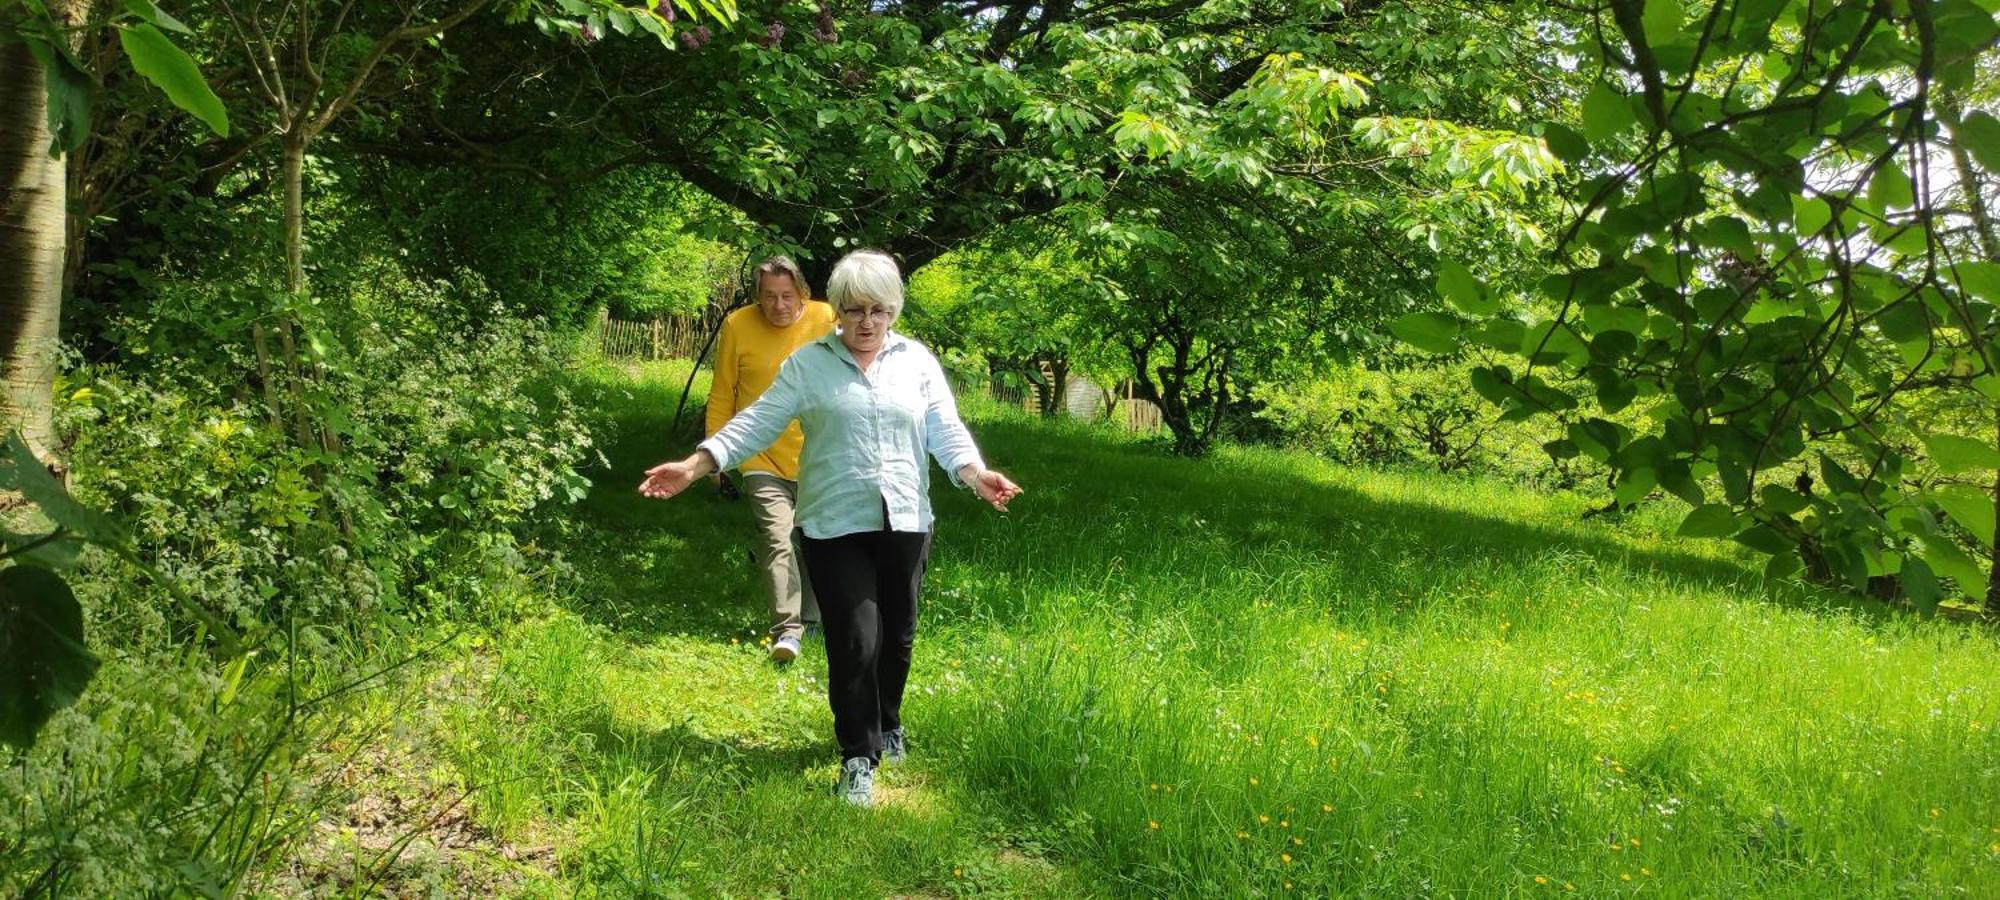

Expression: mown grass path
xmin=432 ymin=359 xmax=2000 ymax=897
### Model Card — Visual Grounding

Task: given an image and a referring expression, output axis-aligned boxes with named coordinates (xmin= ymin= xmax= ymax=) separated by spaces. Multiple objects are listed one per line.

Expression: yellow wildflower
xmin=1281 ymin=853 xmax=1293 ymax=864
xmin=1534 ymin=876 xmax=1548 ymax=885
xmin=1149 ymin=820 xmax=1160 ymax=831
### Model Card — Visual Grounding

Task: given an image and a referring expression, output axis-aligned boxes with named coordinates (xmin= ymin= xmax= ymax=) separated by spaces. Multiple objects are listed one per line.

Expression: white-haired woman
xmin=639 ymin=249 xmax=1022 ymax=807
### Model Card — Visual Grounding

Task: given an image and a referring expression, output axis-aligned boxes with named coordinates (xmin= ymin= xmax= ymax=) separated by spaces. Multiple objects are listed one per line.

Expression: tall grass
xmin=424 ymin=358 xmax=2000 ymax=895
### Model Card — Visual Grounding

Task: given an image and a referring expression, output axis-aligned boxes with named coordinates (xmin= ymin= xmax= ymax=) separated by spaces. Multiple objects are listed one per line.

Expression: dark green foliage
xmin=0 ymin=564 xmax=95 ymax=750
xmin=1402 ymin=0 xmax=2000 ymax=608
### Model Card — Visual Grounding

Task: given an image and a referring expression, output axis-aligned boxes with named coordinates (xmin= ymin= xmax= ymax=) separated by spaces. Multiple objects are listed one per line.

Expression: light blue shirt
xmin=699 ymin=330 xmax=986 ymax=540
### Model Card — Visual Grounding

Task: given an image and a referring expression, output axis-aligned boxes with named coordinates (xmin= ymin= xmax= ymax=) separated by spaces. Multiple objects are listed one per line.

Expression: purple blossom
xmin=654 ymin=0 xmax=676 ymax=22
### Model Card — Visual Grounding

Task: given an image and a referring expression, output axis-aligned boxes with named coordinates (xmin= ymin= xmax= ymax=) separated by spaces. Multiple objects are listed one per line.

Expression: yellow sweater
xmin=704 ymin=302 xmax=837 ymax=479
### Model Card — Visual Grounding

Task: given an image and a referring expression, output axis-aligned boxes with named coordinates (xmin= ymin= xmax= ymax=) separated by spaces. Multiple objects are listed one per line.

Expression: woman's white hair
xmin=826 ymin=250 xmax=905 ymax=318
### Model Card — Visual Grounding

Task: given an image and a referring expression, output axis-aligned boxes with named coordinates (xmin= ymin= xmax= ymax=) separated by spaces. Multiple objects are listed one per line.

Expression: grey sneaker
xmin=770 ymin=634 xmax=801 ymax=663
xmin=838 ymin=757 xmax=875 ymax=807
xmin=882 ymin=728 xmax=907 ymax=764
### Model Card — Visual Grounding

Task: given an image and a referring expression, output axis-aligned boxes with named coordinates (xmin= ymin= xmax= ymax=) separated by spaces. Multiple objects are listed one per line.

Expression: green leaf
xmin=1469 ymin=367 xmax=1511 ymax=405
xmin=1867 ymin=161 xmax=1914 ymax=211
xmin=1615 ymin=466 xmax=1657 ymax=506
xmin=1792 ymin=196 xmax=1831 ymax=236
xmin=0 ymin=529 xmax=81 ymax=570
xmin=1734 ymin=524 xmax=1794 ymax=555
xmin=1960 ymin=111 xmax=2000 ymax=171
xmin=1899 ymin=558 xmax=1943 ymax=614
xmin=0 ymin=435 xmax=124 ymax=544
xmin=1758 ymin=484 xmax=1810 ymax=515
xmin=1582 ymin=83 xmax=1634 ymax=143
xmin=1764 ymin=549 xmax=1803 ymax=581
xmin=0 ymin=564 xmax=99 ymax=749
xmin=1642 ymin=0 xmax=1685 ymax=47
xmin=120 ymin=0 xmax=191 ymax=33
xmin=1596 ymin=376 xmax=1637 ymax=413
xmin=1436 ymin=260 xmax=1496 ymax=316
xmin=118 ymin=23 xmax=229 ymax=137
xmin=1928 ymin=485 xmax=1996 ymax=546
xmin=24 ymin=37 xmax=93 ymax=154
xmin=1676 ymin=503 xmax=1739 ymax=538
xmin=1924 ymin=433 xmax=2000 ymax=475
xmin=1923 ymin=537 xmax=1985 ymax=598
xmin=1389 ymin=312 xmax=1459 ymax=355
xmin=1953 ymin=261 xmax=2000 ymax=302
xmin=1542 ymin=122 xmax=1591 ymax=163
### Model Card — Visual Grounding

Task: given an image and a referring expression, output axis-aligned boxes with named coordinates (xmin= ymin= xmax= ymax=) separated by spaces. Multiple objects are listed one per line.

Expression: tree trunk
xmin=0 ymin=36 xmax=66 ymax=460
xmin=282 ymin=132 xmax=308 ymax=295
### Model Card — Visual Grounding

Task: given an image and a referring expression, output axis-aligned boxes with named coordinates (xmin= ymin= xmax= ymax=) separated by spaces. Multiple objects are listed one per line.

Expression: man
xmin=706 ymin=256 xmax=838 ymax=662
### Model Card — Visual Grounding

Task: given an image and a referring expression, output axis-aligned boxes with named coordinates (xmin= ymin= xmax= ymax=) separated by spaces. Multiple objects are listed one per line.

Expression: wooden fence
xmin=595 ymin=308 xmax=726 ymax=363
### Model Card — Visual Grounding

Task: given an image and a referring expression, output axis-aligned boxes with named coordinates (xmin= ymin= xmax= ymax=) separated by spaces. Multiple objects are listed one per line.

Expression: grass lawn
xmin=375 ymin=357 xmax=2000 ymax=897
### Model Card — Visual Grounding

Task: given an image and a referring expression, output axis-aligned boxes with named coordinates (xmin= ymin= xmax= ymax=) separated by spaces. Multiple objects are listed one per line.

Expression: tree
xmin=3 ymin=0 xmax=226 ymax=460
xmin=350 ymin=1 xmax=1566 ymax=283
xmin=1412 ymin=0 xmax=2000 ymax=613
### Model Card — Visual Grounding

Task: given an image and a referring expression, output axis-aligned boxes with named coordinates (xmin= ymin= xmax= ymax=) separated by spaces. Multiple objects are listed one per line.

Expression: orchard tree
xmin=352 ymin=1 xmax=1571 ymax=286
xmin=1408 ymin=0 xmax=2000 ymax=613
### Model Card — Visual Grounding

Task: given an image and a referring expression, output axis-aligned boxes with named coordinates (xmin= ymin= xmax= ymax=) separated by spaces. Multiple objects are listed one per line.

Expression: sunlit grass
xmin=431 ymin=357 xmax=2000 ymax=896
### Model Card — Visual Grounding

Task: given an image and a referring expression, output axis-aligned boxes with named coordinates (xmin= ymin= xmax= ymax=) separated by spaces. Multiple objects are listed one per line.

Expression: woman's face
xmin=838 ymin=299 xmax=895 ymax=355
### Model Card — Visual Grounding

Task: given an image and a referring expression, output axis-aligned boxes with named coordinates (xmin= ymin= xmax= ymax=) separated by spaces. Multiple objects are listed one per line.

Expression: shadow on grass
xmin=548 ymin=366 xmax=1900 ymax=643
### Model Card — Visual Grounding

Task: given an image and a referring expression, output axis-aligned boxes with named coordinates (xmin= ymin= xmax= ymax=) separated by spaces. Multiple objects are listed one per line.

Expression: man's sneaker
xmin=770 ymin=634 xmax=801 ymax=663
xmin=838 ymin=757 xmax=875 ymax=807
xmin=882 ymin=728 xmax=907 ymax=764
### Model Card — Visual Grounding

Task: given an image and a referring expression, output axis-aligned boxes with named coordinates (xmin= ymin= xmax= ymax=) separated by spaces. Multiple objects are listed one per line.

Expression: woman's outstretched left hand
xmin=965 ymin=467 xmax=1023 ymax=512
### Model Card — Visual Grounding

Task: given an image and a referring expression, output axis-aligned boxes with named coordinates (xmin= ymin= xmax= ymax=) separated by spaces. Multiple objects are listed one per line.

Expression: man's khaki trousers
xmin=742 ymin=473 xmax=820 ymax=640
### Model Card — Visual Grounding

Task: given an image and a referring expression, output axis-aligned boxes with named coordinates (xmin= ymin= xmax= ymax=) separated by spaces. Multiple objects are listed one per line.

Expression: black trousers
xmin=800 ymin=525 xmax=933 ymax=764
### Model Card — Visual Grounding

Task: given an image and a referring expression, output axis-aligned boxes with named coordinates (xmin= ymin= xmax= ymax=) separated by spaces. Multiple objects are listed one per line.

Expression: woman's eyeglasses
xmin=839 ymin=306 xmax=894 ymax=323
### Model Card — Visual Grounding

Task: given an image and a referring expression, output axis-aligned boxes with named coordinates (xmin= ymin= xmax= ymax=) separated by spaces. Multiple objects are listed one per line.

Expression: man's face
xmin=757 ymin=272 xmax=803 ymax=327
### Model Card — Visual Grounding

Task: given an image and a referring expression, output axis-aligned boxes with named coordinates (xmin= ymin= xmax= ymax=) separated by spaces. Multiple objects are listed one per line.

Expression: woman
xmin=639 ymin=249 xmax=1022 ymax=807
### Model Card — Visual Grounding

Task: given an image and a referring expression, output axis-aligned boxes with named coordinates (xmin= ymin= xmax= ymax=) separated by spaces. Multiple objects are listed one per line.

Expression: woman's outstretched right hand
xmin=638 ymin=452 xmax=714 ymax=500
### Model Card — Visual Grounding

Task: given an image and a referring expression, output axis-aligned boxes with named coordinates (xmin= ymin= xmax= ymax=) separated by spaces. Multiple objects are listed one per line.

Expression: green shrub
xmin=1254 ymin=360 xmax=1593 ymax=486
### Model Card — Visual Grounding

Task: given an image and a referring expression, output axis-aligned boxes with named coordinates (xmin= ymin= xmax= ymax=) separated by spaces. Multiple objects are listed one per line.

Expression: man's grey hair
xmin=826 ymin=250 xmax=904 ymax=318
xmin=753 ymin=255 xmax=811 ymax=298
